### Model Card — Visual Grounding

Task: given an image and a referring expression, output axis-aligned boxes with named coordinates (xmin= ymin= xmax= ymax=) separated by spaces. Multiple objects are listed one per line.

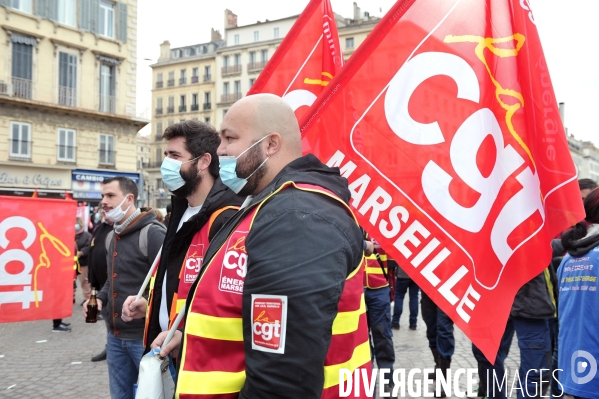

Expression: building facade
xmin=146 ymin=3 xmax=380 ymax=207
xmin=0 ymin=0 xmax=146 ymax=203
xmin=147 ymin=32 xmax=224 ymax=208
xmin=568 ymin=134 xmax=599 ymax=183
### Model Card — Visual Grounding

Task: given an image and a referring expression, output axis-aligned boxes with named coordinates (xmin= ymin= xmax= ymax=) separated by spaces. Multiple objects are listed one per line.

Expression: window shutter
xmin=117 ymin=2 xmax=128 ymax=43
xmin=48 ymin=0 xmax=58 ymax=22
xmin=79 ymin=0 xmax=90 ymax=30
xmin=90 ymin=0 xmax=99 ymax=34
xmin=34 ymin=0 xmax=48 ymax=18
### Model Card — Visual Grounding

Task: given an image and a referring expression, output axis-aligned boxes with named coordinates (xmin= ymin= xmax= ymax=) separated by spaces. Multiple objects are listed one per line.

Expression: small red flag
xmin=248 ymin=0 xmax=342 ymax=123
xmin=300 ymin=0 xmax=584 ymax=361
xmin=65 ymin=191 xmax=73 ymax=200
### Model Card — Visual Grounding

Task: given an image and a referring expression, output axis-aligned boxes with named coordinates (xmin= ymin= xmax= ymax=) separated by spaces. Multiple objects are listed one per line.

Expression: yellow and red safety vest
xmin=142 ymin=206 xmax=237 ymax=346
xmin=363 ymin=237 xmax=389 ymax=290
xmin=176 ymin=182 xmax=371 ymax=399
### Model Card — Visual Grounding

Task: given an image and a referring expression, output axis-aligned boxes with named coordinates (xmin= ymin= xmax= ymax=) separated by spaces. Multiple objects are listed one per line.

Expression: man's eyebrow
xmin=165 ymin=149 xmax=182 ymax=156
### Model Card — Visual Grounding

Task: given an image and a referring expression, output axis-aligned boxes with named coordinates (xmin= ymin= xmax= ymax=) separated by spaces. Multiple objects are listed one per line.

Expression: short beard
xmin=171 ymin=161 xmax=202 ymax=198
xmin=236 ymin=144 xmax=268 ymax=197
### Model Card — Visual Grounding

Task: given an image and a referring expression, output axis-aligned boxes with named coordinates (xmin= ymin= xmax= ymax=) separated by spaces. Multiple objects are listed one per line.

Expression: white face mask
xmin=105 ymin=196 xmax=131 ymax=223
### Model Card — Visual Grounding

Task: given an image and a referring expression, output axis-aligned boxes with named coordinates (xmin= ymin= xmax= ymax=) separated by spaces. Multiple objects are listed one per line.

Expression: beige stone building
xmin=147 ymin=32 xmax=224 ymax=208
xmin=0 ymin=0 xmax=146 ymax=204
xmin=213 ymin=4 xmax=380 ymax=128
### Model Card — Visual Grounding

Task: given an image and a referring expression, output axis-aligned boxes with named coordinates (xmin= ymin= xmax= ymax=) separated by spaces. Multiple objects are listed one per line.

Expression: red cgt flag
xmin=300 ymin=0 xmax=584 ymax=360
xmin=248 ymin=0 xmax=343 ymax=122
xmin=0 ymin=196 xmax=77 ymax=323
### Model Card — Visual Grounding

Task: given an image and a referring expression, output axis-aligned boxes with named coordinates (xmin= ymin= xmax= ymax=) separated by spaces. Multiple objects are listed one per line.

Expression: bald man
xmin=154 ymin=94 xmax=371 ymax=398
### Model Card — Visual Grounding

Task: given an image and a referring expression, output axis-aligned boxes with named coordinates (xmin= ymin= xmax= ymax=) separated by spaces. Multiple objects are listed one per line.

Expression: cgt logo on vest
xmin=219 ymin=231 xmax=248 ymax=294
xmin=183 ymin=243 xmax=204 ymax=284
xmin=251 ymin=294 xmax=288 ymax=354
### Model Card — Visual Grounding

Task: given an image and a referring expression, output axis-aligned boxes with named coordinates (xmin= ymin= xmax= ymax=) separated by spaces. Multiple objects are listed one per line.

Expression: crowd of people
xmin=58 ymin=93 xmax=596 ymax=399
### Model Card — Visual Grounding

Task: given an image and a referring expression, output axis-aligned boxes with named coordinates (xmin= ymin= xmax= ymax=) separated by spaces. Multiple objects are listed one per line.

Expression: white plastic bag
xmin=135 ymin=302 xmax=185 ymax=399
xmin=135 ymin=348 xmax=175 ymax=399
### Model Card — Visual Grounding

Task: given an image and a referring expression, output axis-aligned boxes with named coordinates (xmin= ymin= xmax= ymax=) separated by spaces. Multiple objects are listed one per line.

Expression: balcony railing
xmin=203 ymin=74 xmax=212 ymax=82
xmin=57 ymin=145 xmax=76 ymax=162
xmin=179 ymin=105 xmax=187 ymax=112
xmin=99 ymin=149 xmax=116 ymax=166
xmin=247 ymin=61 xmax=267 ymax=71
xmin=221 ymin=65 xmax=242 ymax=76
xmin=167 ymin=106 xmax=174 ymax=113
xmin=99 ymin=95 xmax=116 ymax=113
xmin=220 ymin=93 xmax=242 ymax=103
xmin=167 ymin=79 xmax=175 ymax=87
xmin=8 ymin=139 xmax=31 ymax=161
xmin=155 ymin=107 xmax=163 ymax=115
xmin=191 ymin=104 xmax=199 ymax=111
xmin=191 ymin=76 xmax=199 ymax=83
xmin=58 ymin=86 xmax=77 ymax=107
xmin=156 ymin=81 xmax=163 ymax=88
xmin=179 ymin=77 xmax=187 ymax=85
xmin=12 ymin=77 xmax=32 ymax=99
xmin=203 ymin=103 xmax=212 ymax=110
xmin=142 ymin=161 xmax=163 ymax=169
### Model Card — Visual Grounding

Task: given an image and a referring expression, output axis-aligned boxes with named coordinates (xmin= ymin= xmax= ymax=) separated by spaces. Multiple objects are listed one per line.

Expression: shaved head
xmin=225 ymin=93 xmax=302 ymax=153
xmin=218 ymin=94 xmax=304 ymax=195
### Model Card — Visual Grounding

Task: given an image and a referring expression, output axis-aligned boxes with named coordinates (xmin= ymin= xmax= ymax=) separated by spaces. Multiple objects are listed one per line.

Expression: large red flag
xmin=248 ymin=0 xmax=342 ymax=122
xmin=300 ymin=0 xmax=584 ymax=360
xmin=0 ymin=196 xmax=77 ymax=323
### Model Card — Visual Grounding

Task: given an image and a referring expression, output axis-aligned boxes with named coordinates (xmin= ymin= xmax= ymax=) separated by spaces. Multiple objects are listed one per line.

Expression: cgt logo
xmin=183 ymin=243 xmax=204 ymax=285
xmin=251 ymin=294 xmax=287 ymax=354
xmin=219 ymin=231 xmax=248 ymax=294
xmin=571 ymin=350 xmax=598 ymax=385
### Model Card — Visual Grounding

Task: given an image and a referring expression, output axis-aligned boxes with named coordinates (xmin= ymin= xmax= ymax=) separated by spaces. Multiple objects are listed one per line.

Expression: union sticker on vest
xmin=219 ymin=230 xmax=248 ymax=294
xmin=183 ymin=243 xmax=204 ymax=284
xmin=251 ymin=294 xmax=287 ymax=354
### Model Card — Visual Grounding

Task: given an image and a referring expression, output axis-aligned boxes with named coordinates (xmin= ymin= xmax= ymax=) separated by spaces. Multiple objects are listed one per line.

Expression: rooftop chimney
xmin=158 ymin=40 xmax=171 ymax=61
xmin=353 ymin=2 xmax=361 ymax=21
xmin=225 ymin=9 xmax=238 ymax=29
xmin=559 ymin=102 xmax=565 ymax=124
xmin=211 ymin=28 xmax=222 ymax=41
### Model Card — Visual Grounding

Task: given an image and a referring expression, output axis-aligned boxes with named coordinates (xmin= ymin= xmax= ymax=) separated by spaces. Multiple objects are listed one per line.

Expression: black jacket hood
xmin=253 ymin=154 xmax=352 ymax=205
xmin=565 ymin=231 xmax=599 ymax=257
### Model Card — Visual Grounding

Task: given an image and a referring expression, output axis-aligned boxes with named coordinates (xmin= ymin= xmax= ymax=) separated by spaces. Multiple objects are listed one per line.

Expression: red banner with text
xmin=248 ymin=0 xmax=343 ymax=122
xmin=0 ymin=196 xmax=77 ymax=323
xmin=300 ymin=0 xmax=584 ymax=360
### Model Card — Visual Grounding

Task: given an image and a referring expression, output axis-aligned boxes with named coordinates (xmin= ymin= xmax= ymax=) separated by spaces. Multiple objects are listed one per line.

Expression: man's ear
xmin=265 ymin=132 xmax=283 ymax=156
xmin=198 ymin=152 xmax=212 ymax=173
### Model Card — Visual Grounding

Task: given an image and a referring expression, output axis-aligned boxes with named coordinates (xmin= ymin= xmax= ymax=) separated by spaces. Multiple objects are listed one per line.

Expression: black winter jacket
xmin=181 ymin=154 xmax=364 ymax=399
xmin=510 ymin=270 xmax=556 ymax=319
xmin=97 ymin=209 xmax=166 ymax=339
xmin=145 ymin=177 xmax=243 ymax=349
xmin=75 ymin=230 xmax=92 ymax=267
xmin=88 ymin=222 xmax=112 ymax=289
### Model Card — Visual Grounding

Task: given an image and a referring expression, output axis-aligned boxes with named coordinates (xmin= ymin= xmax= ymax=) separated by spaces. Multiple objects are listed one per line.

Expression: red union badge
xmin=219 ymin=230 xmax=248 ymax=294
xmin=251 ymin=294 xmax=287 ymax=354
xmin=183 ymin=243 xmax=204 ymax=285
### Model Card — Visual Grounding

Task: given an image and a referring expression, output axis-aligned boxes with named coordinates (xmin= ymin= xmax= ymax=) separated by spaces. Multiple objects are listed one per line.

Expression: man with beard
xmin=153 ymin=94 xmax=371 ymax=398
xmin=121 ymin=120 xmax=243 ymax=356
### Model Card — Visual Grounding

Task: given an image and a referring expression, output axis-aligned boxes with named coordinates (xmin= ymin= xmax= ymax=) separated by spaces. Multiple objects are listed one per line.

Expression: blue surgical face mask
xmin=219 ymin=135 xmax=271 ymax=194
xmin=75 ymin=223 xmax=81 ymax=231
xmin=160 ymin=156 xmax=200 ymax=191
